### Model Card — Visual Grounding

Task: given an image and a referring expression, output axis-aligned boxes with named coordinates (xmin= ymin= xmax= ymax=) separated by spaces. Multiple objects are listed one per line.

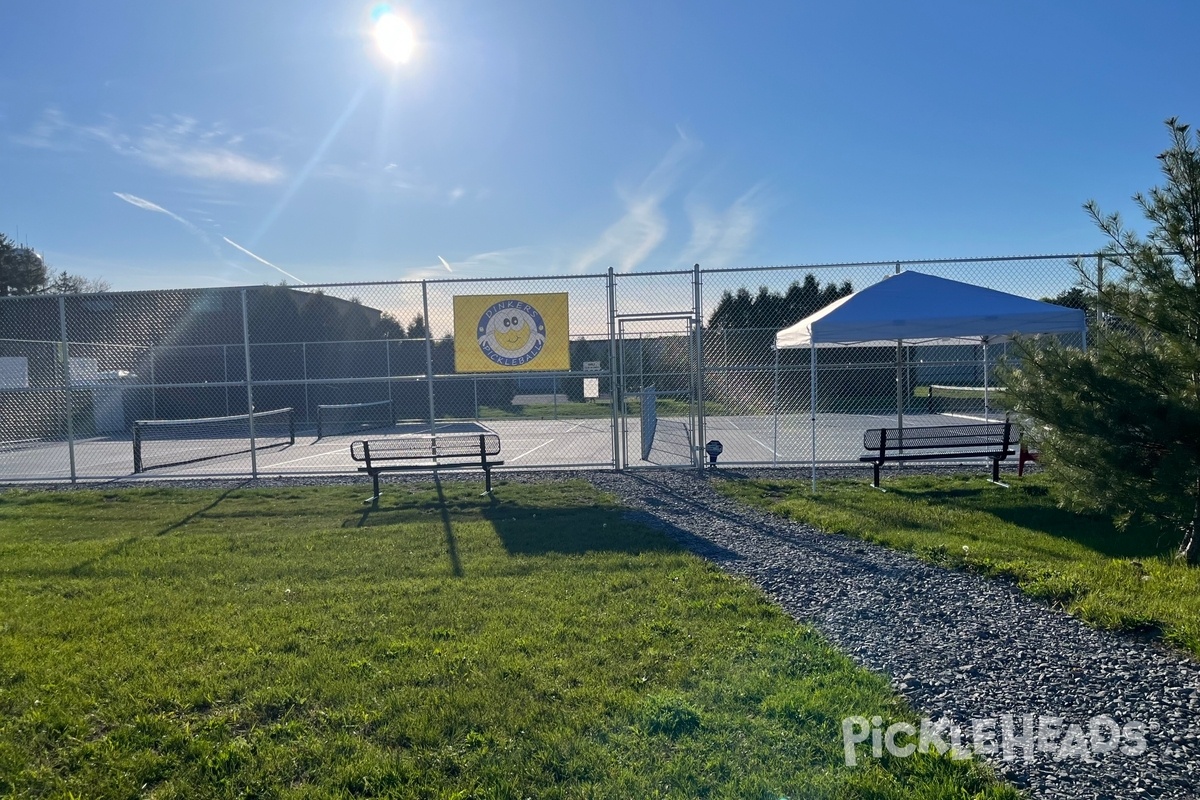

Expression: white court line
xmin=506 ymin=439 xmax=555 ymax=463
xmin=265 ymin=447 xmax=349 ymax=468
xmin=745 ymin=435 xmax=777 ymax=455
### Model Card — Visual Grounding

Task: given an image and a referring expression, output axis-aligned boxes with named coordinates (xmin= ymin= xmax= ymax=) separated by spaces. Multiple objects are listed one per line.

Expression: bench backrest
xmin=863 ymin=422 xmax=1012 ymax=452
xmin=351 ymin=433 xmax=501 ymax=462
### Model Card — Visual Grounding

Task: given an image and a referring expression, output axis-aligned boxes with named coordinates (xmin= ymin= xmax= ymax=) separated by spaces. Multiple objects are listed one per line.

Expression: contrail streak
xmin=114 ymin=192 xmax=201 ymax=233
xmin=222 ymin=237 xmax=305 ymax=283
xmin=113 ymin=192 xmax=227 ymax=262
xmin=437 ymin=256 xmax=453 ymax=272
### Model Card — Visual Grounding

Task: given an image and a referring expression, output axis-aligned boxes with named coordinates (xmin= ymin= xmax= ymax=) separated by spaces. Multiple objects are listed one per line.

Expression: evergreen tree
xmin=1007 ymin=118 xmax=1200 ymax=564
xmin=0 ymin=234 xmax=48 ymax=295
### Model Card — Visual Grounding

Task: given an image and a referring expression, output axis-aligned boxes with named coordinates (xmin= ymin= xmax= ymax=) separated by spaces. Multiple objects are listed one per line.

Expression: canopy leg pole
xmin=896 ymin=340 xmax=904 ymax=453
xmin=983 ymin=339 xmax=990 ymax=422
xmin=772 ymin=346 xmax=780 ymax=467
xmin=810 ymin=343 xmax=817 ymax=493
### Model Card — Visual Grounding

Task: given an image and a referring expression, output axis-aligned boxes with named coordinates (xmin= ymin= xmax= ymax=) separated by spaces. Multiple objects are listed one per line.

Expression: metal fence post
xmin=149 ymin=344 xmax=156 ymax=419
xmin=692 ymin=263 xmax=706 ymax=471
xmin=607 ymin=267 xmax=620 ymax=469
xmin=58 ymin=296 xmax=77 ymax=483
xmin=301 ymin=341 xmax=309 ymax=424
xmin=422 ymin=280 xmax=436 ymax=431
xmin=241 ymin=289 xmax=258 ymax=478
xmin=385 ymin=336 xmax=393 ymax=412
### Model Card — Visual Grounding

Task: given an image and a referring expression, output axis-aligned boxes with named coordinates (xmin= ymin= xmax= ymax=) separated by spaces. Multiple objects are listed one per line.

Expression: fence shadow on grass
xmin=58 ymin=483 xmax=249 ymax=579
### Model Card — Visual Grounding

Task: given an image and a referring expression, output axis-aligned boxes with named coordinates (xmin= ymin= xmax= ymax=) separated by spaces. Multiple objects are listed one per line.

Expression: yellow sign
xmin=453 ymin=293 xmax=570 ymax=372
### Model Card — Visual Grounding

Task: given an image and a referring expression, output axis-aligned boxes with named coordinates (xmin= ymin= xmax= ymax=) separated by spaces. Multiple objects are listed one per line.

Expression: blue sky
xmin=1 ymin=1 xmax=1197 ymax=291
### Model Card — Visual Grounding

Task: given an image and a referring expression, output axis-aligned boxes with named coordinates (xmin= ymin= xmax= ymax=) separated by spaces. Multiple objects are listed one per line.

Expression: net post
xmin=132 ymin=424 xmax=143 ymax=473
xmin=287 ymin=408 xmax=295 ymax=445
xmin=241 ymin=289 xmax=258 ymax=479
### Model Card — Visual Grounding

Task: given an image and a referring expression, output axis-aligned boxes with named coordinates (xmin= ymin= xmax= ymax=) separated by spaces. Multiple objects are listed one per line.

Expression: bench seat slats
xmin=351 ymin=433 xmax=504 ymax=501
xmin=351 ymin=433 xmax=500 ymax=462
xmin=859 ymin=421 xmax=1015 ymax=487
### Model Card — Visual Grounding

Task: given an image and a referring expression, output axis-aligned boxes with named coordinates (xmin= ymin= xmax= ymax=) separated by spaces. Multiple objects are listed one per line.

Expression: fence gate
xmin=615 ymin=313 xmax=701 ymax=469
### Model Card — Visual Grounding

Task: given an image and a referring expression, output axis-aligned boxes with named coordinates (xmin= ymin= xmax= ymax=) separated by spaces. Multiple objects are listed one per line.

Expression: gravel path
xmin=586 ymin=469 xmax=1200 ymax=800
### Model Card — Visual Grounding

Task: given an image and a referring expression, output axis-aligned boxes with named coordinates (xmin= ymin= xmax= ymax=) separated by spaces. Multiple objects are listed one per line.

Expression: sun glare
xmin=372 ymin=9 xmax=415 ymax=64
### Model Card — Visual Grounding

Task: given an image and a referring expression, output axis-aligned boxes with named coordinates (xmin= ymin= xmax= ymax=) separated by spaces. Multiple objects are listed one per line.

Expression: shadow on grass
xmin=483 ymin=504 xmax=684 ymax=556
xmin=60 ymin=483 xmax=248 ymax=578
xmin=889 ymin=483 xmax=1177 ymax=560
xmin=434 ymin=476 xmax=463 ymax=577
xmin=346 ymin=477 xmax=688 ymax=558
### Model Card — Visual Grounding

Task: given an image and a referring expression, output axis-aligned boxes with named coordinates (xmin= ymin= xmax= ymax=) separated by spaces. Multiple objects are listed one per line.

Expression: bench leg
xmin=872 ymin=461 xmax=881 ymax=489
xmin=366 ymin=471 xmax=381 ymax=505
xmin=482 ymin=467 xmax=493 ymax=496
xmin=988 ymin=458 xmax=1009 ymax=488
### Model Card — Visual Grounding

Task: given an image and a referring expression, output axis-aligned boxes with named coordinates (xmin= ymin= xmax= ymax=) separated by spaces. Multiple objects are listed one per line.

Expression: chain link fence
xmin=0 ymin=255 xmax=1097 ymax=482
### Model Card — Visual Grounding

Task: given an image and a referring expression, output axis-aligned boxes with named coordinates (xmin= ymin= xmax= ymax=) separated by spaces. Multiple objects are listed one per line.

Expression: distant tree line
xmin=0 ymin=232 xmax=110 ymax=295
xmin=708 ymin=274 xmax=853 ymax=331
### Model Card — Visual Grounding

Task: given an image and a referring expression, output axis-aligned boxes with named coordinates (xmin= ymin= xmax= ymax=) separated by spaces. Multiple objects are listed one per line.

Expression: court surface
xmin=0 ymin=411 xmax=1000 ymax=483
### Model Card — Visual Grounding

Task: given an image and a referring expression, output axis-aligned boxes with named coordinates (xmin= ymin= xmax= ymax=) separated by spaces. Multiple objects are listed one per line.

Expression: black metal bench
xmin=350 ymin=433 xmax=503 ymax=502
xmin=859 ymin=421 xmax=1015 ymax=488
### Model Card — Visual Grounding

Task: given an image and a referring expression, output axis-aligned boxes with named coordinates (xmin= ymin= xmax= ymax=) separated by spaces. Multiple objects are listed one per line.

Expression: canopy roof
xmin=774 ymin=271 xmax=1087 ymax=349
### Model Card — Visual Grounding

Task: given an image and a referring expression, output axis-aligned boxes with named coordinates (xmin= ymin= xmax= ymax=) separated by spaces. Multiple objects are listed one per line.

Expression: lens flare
xmin=372 ymin=9 xmax=415 ymax=64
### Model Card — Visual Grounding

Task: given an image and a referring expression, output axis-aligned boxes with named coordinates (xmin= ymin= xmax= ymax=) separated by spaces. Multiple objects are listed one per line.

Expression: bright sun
xmin=372 ymin=9 xmax=415 ymax=64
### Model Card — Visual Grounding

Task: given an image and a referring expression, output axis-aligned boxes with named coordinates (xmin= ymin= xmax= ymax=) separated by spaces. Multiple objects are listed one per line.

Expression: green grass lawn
xmin=717 ymin=473 xmax=1200 ymax=658
xmin=0 ymin=480 xmax=1016 ymax=799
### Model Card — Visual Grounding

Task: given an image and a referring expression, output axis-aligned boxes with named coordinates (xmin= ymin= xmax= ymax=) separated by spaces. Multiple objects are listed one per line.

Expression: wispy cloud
xmin=572 ymin=132 xmax=703 ymax=274
xmin=222 ymin=237 xmax=305 ymax=283
xmin=318 ymin=160 xmax=482 ymax=206
xmin=18 ymin=108 xmax=284 ymax=184
xmin=679 ymin=183 xmax=768 ymax=269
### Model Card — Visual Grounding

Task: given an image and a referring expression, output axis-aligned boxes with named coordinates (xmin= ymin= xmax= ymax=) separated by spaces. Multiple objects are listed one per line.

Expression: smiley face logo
xmin=477 ymin=301 xmax=547 ymax=366
xmin=494 ymin=313 xmax=532 ymax=352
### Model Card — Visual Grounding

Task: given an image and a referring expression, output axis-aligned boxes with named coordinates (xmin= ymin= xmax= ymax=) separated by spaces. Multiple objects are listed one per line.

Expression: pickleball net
xmin=315 ymin=399 xmax=395 ymax=439
xmin=925 ymin=384 xmax=1011 ymax=417
xmin=132 ymin=407 xmax=295 ymax=473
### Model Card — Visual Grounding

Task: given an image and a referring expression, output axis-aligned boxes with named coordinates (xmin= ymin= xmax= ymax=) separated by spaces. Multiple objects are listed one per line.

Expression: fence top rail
xmin=698 ymin=253 xmax=1103 ymax=276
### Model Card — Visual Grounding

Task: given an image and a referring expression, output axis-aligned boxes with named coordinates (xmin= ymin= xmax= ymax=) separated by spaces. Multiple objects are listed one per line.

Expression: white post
xmin=772 ymin=344 xmax=780 ymax=467
xmin=896 ymin=340 xmax=904 ymax=437
xmin=607 ymin=268 xmax=620 ymax=468
xmin=810 ymin=342 xmax=817 ymax=492
xmin=983 ymin=337 xmax=990 ymax=422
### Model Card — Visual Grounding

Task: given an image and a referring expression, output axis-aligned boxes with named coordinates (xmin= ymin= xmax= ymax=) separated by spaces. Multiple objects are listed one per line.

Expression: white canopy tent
xmin=772 ymin=271 xmax=1088 ymax=489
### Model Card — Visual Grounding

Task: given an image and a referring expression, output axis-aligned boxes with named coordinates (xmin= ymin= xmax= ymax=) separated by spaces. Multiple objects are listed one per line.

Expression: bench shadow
xmin=434 ymin=476 xmax=464 ymax=577
xmin=347 ymin=476 xmax=740 ymax=560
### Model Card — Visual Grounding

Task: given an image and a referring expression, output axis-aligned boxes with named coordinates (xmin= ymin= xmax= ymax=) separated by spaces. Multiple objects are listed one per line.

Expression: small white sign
xmin=583 ymin=360 xmax=602 ymax=372
xmin=0 ymin=357 xmax=29 ymax=388
xmin=583 ymin=378 xmax=600 ymax=399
